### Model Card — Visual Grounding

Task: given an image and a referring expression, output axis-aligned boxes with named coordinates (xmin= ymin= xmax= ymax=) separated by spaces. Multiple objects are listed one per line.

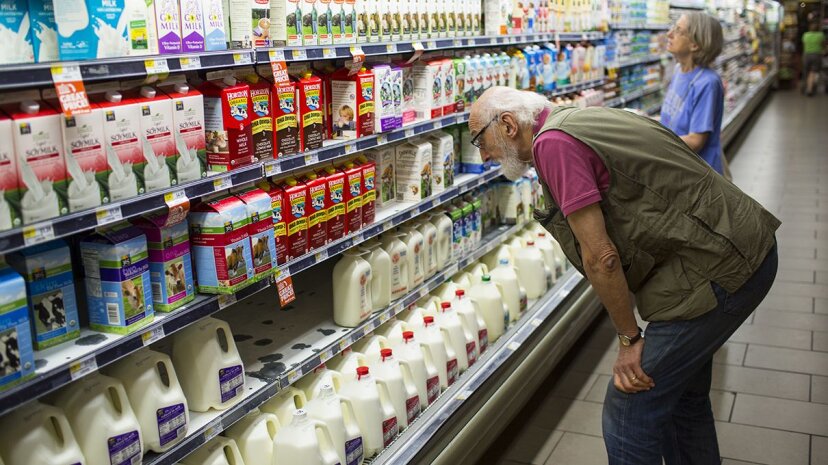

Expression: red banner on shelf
xmin=51 ymin=64 xmax=91 ymax=116
xmin=277 ymin=275 xmax=296 ymax=306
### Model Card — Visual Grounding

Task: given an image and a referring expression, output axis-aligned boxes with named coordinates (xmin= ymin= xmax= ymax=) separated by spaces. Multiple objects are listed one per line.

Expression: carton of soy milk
xmin=137 ymin=87 xmax=175 ymax=192
xmin=5 ymin=100 xmax=68 ymax=224
xmin=95 ymin=91 xmax=145 ymax=201
xmin=57 ymin=101 xmax=109 ymax=212
xmin=0 ymin=116 xmax=21 ymax=230
xmin=159 ymin=82 xmax=207 ymax=183
xmin=81 ymin=223 xmax=155 ymax=335
xmin=199 ymin=76 xmax=254 ymax=173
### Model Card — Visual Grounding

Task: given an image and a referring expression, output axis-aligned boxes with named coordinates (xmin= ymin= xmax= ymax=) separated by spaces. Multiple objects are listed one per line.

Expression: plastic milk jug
xmin=380 ymin=232 xmax=409 ymax=300
xmin=332 ymin=249 xmax=373 ymax=327
xmin=261 ymin=386 xmax=309 ymax=426
xmin=328 ymin=349 xmax=369 ymax=380
xmin=513 ymin=241 xmax=548 ymax=299
xmin=435 ymin=280 xmax=461 ymax=304
xmin=418 ymin=316 xmax=457 ymax=389
xmin=396 ymin=305 xmax=424 ymax=329
xmin=52 ymin=373 xmax=143 ymax=465
xmin=506 ymin=236 xmax=525 ymax=254
xmin=430 ymin=211 xmax=454 ymax=269
xmin=0 ymin=401 xmax=85 ymax=465
xmin=536 ymin=231 xmax=564 ymax=278
xmin=416 ymin=294 xmax=442 ymax=317
xmin=395 ymin=330 xmax=437 ymax=407
xmin=352 ymin=334 xmax=391 ymax=365
xmin=181 ymin=436 xmax=245 ymax=465
xmin=469 ymin=275 xmax=508 ymax=342
xmin=467 ymin=262 xmax=489 ymax=282
xmin=374 ymin=348 xmax=420 ymax=428
xmin=481 ymin=244 xmax=513 ymax=270
xmin=416 ymin=218 xmax=438 ymax=279
xmin=306 ymin=384 xmax=364 ymax=465
xmin=362 ymin=241 xmax=391 ymax=310
xmin=106 ymin=348 xmax=190 ymax=452
xmin=434 ymin=302 xmax=476 ymax=371
xmin=296 ymin=364 xmax=345 ymax=399
xmin=338 ymin=367 xmax=398 ymax=458
xmin=224 ymin=410 xmax=280 ymax=465
xmin=273 ymin=410 xmax=342 ymax=465
xmin=171 ymin=317 xmax=245 ymax=412
xmin=452 ymin=289 xmax=488 ymax=355
xmin=452 ymin=271 xmax=473 ymax=292
xmin=489 ymin=259 xmax=525 ymax=322
xmin=399 ymin=226 xmax=425 ymax=288
xmin=376 ymin=318 xmax=407 ymax=346
xmin=531 ymin=232 xmax=557 ymax=286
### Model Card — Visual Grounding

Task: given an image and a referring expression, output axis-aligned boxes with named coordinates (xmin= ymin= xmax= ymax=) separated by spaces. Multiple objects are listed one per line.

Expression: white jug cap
xmin=19 ymin=100 xmax=39 ymax=114
xmin=140 ymin=86 xmax=157 ymax=98
xmin=104 ymin=90 xmax=122 ymax=103
xmin=174 ymin=83 xmax=190 ymax=94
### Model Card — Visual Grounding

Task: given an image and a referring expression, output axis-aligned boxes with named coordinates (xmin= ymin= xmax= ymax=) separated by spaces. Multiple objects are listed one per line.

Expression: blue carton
xmin=0 ymin=267 xmax=35 ymax=390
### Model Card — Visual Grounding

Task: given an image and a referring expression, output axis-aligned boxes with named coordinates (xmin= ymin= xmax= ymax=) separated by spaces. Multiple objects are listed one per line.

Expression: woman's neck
xmin=677 ymin=55 xmax=696 ymax=73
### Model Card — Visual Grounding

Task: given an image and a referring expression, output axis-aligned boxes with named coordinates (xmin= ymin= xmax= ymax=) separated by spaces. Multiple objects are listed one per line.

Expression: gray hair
xmin=476 ymin=87 xmax=553 ymax=129
xmin=684 ymin=12 xmax=724 ymax=67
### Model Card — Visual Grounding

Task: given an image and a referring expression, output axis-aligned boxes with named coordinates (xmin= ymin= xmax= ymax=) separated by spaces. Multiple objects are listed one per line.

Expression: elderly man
xmin=469 ymin=87 xmax=780 ymax=464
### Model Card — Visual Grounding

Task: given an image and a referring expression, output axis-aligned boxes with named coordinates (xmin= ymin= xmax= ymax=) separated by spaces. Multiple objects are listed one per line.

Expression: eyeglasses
xmin=470 ymin=114 xmax=500 ymax=149
xmin=669 ymin=23 xmax=689 ymax=36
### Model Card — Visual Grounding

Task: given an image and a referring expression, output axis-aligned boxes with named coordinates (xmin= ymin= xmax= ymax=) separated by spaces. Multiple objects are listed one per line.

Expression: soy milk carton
xmin=95 ymin=91 xmax=146 ymax=201
xmin=180 ymin=0 xmax=206 ymax=52
xmin=7 ymin=240 xmax=80 ymax=349
xmin=137 ymin=87 xmax=176 ymax=191
xmin=27 ymin=0 xmax=59 ymax=63
xmin=412 ymin=61 xmax=443 ymax=120
xmin=0 ymin=116 xmax=20 ymax=230
xmin=395 ymin=141 xmax=431 ymax=202
xmin=81 ymin=223 xmax=155 ymax=334
xmin=330 ymin=67 xmax=375 ymax=140
xmin=189 ymin=195 xmax=255 ymax=293
xmin=317 ymin=165 xmax=346 ymax=242
xmin=160 ymin=82 xmax=207 ymax=183
xmin=202 ymin=0 xmax=228 ymax=50
xmin=236 ymin=187 xmax=277 ymax=281
xmin=256 ymin=180 xmax=288 ymax=265
xmin=0 ymin=0 xmax=34 ymax=64
xmin=199 ymin=76 xmax=254 ymax=173
xmin=365 ymin=146 xmax=394 ymax=207
xmin=277 ymin=177 xmax=310 ymax=261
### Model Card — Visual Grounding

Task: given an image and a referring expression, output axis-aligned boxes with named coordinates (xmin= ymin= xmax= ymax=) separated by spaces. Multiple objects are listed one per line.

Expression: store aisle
xmin=477 ymin=90 xmax=828 ymax=465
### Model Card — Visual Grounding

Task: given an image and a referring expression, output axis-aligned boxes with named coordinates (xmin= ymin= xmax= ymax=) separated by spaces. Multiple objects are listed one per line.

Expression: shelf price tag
xmin=344 ymin=143 xmax=355 ymax=154
xmin=323 ymin=48 xmax=337 ymax=58
xmin=292 ymin=49 xmax=308 ymax=60
xmin=386 ymin=43 xmax=397 ymax=53
xmin=95 ymin=205 xmax=123 ymax=226
xmin=404 ymin=128 xmax=415 ymax=138
xmin=339 ymin=339 xmax=348 ymax=352
xmin=144 ymin=58 xmax=170 ymax=83
xmin=69 ymin=356 xmax=98 ymax=381
xmin=213 ymin=177 xmax=233 ymax=191
xmin=51 ymin=63 xmax=91 ymax=116
xmin=453 ymin=39 xmax=463 ymax=47
xmin=179 ymin=56 xmax=202 ymax=70
xmin=277 ymin=275 xmax=296 ymax=306
xmin=304 ymin=153 xmax=319 ymax=165
xmin=506 ymin=341 xmax=521 ymax=351
xmin=203 ymin=418 xmax=223 ymax=442
xmin=379 ymin=312 xmax=390 ymax=324
xmin=22 ymin=223 xmax=55 ymax=247
xmin=264 ymin=162 xmax=281 ymax=178
xmin=376 ymin=134 xmax=387 ymax=145
xmin=444 ymin=263 xmax=459 ymax=277
xmin=287 ymin=369 xmax=302 ymax=384
xmin=314 ymin=250 xmax=328 ymax=262
xmin=218 ymin=293 xmax=237 ymax=309
xmin=530 ymin=318 xmax=543 ymax=327
xmin=233 ymin=53 xmax=253 ymax=65
xmin=141 ymin=326 xmax=165 ymax=346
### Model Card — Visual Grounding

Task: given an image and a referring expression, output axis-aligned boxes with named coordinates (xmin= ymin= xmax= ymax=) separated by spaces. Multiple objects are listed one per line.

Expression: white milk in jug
xmin=332 ymin=249 xmax=373 ymax=327
xmin=380 ymin=232 xmax=409 ymax=300
xmin=171 ymin=317 xmax=245 ymax=412
xmin=181 ymin=436 xmax=245 ymax=465
xmin=467 ymin=262 xmax=488 ymax=282
xmin=395 ymin=330 xmax=436 ymax=407
xmin=52 ymin=373 xmax=143 ymax=465
xmin=469 ymin=275 xmax=507 ymax=342
xmin=224 ymin=410 xmax=280 ymax=465
xmin=535 ymin=231 xmax=563 ymax=279
xmin=434 ymin=280 xmax=460 ymax=304
xmin=0 ymin=401 xmax=85 ymax=465
xmin=434 ymin=301 xmax=475 ymax=371
xmin=261 ymin=386 xmax=308 ymax=426
xmin=106 ymin=348 xmax=189 ymax=452
xmin=481 ymin=244 xmax=512 ymax=270
xmin=327 ymin=348 xmax=369 ymax=380
xmin=399 ymin=226 xmax=425 ymax=289
xmin=296 ymin=364 xmax=345 ymax=399
xmin=429 ymin=211 xmax=454 ymax=269
xmin=306 ymin=384 xmax=364 ymax=465
xmin=351 ymin=334 xmax=390 ymax=365
xmin=452 ymin=271 xmax=473 ymax=292
xmin=489 ymin=258 xmax=525 ymax=322
xmin=514 ymin=241 xmax=548 ymax=299
xmin=272 ymin=410 xmax=342 ymax=465
xmin=452 ymin=289 xmax=488 ymax=355
xmin=362 ymin=241 xmax=391 ymax=310
xmin=418 ymin=316 xmax=457 ymax=389
xmin=373 ymin=348 xmax=420 ymax=428
xmin=338 ymin=366 xmax=397 ymax=457
xmin=416 ymin=218 xmax=438 ymax=279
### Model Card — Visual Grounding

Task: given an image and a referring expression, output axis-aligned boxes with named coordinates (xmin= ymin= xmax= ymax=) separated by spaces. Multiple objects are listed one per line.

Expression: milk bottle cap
xmin=380 ymin=348 xmax=393 ymax=360
xmin=174 ymin=83 xmax=190 ymax=94
xmin=527 ymin=241 xmax=535 ymax=246
xmin=356 ymin=366 xmax=370 ymax=379
xmin=140 ymin=86 xmax=157 ymax=98
xmin=402 ymin=331 xmax=415 ymax=342
xmin=440 ymin=302 xmax=451 ymax=311
xmin=481 ymin=275 xmax=491 ymax=282
xmin=223 ymin=76 xmax=238 ymax=86
xmin=424 ymin=316 xmax=435 ymax=326
xmin=455 ymin=289 xmax=465 ymax=297
xmin=20 ymin=100 xmax=39 ymax=114
xmin=104 ymin=90 xmax=122 ymax=102
xmin=499 ymin=258 xmax=510 ymax=265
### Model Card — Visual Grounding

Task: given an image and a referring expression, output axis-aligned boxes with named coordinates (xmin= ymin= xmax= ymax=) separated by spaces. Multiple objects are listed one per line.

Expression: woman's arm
xmin=680 ymin=132 xmax=710 ymax=152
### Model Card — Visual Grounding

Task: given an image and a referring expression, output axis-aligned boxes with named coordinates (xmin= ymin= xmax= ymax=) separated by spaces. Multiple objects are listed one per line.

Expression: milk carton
xmin=27 ymin=0 xmax=59 ymax=63
xmin=180 ymin=0 xmax=206 ymax=52
xmin=330 ymin=67 xmax=375 ymax=140
xmin=53 ymin=0 xmax=128 ymax=61
xmin=274 ymin=0 xmax=302 ymax=46
xmin=189 ymin=195 xmax=255 ymax=294
xmin=317 ymin=0 xmax=332 ymax=44
xmin=6 ymin=240 xmax=80 ymax=350
xmin=256 ymin=180 xmax=288 ymax=265
xmin=396 ymin=62 xmax=416 ymax=124
xmin=338 ymin=162 xmax=363 ymax=235
xmin=202 ymin=0 xmax=228 ymax=50
xmin=199 ymin=76 xmax=254 ymax=173
xmin=355 ymin=0 xmax=367 ymax=42
xmin=295 ymin=71 xmax=324 ymax=152
xmin=426 ymin=0 xmax=438 ymax=37
xmin=137 ymin=87 xmax=176 ymax=191
xmin=270 ymin=76 xmax=300 ymax=156
xmin=242 ymin=74 xmax=274 ymax=162
xmin=160 ymin=82 xmax=207 ymax=183
xmin=81 ymin=223 xmax=155 ymax=334
xmin=317 ymin=165 xmax=346 ymax=242
xmin=152 ymin=0 xmax=182 ymax=53
xmin=224 ymin=0 xmax=252 ymax=48
xmin=6 ymin=101 xmax=68 ymax=223
xmin=395 ymin=141 xmax=431 ymax=202
xmin=343 ymin=0 xmax=355 ymax=42
xmin=236 ymin=187 xmax=277 ymax=281
xmin=390 ymin=67 xmax=403 ymax=128
xmin=252 ymin=0 xmax=271 ymax=47
xmin=441 ymin=59 xmax=456 ymax=115
xmin=372 ymin=64 xmax=397 ymax=132
xmin=330 ymin=0 xmax=345 ymax=43
xmin=412 ymin=61 xmax=443 ymax=120
xmin=95 ymin=91 xmax=144 ymax=201
xmin=0 ymin=116 xmax=20 ymax=231
xmin=355 ymin=156 xmax=376 ymax=226
xmin=400 ymin=0 xmax=411 ymax=40
xmin=460 ymin=126 xmax=487 ymax=173
xmin=0 ymin=0 xmax=34 ymax=64
xmin=131 ymin=213 xmax=195 ymax=313
xmin=425 ymin=132 xmax=453 ymax=192
xmin=0 ymin=268 xmax=34 ymax=390
xmin=124 ymin=0 xmax=158 ymax=56
xmin=301 ymin=172 xmax=328 ymax=250
xmin=276 ymin=177 xmax=309 ymax=261
xmin=390 ymin=0 xmax=401 ymax=41
xmin=453 ymin=57 xmax=469 ymax=111
xmin=379 ymin=0 xmax=390 ymax=41
xmin=364 ymin=146 xmax=394 ymax=207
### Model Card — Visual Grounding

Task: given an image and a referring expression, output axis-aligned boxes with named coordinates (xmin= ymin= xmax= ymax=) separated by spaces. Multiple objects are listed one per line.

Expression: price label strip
xmin=22 ymin=224 xmax=55 ymax=247
xmin=203 ymin=418 xmax=223 ymax=442
xmin=69 ymin=356 xmax=98 ymax=381
xmin=405 ymin=42 xmax=426 ymax=64
xmin=141 ymin=326 xmax=165 ymax=346
xmin=213 ymin=177 xmax=233 ymax=191
xmin=304 ymin=153 xmax=319 ymax=166
xmin=264 ymin=162 xmax=281 ymax=178
xmin=218 ymin=293 xmax=237 ymax=309
xmin=233 ymin=53 xmax=253 ymax=65
xmin=323 ymin=48 xmax=337 ymax=58
xmin=51 ymin=64 xmax=91 ymax=116
xmin=179 ymin=56 xmax=202 ymax=71
xmin=144 ymin=58 xmax=170 ymax=83
xmin=287 ymin=369 xmax=302 ymax=384
xmin=95 ymin=205 xmax=123 ymax=226
xmin=292 ymin=49 xmax=308 ymax=60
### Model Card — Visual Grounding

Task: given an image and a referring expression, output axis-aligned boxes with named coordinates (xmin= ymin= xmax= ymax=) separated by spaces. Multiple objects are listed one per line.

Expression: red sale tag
xmin=269 ymin=50 xmax=291 ymax=86
xmin=51 ymin=64 xmax=91 ymax=116
xmin=277 ymin=275 xmax=296 ymax=306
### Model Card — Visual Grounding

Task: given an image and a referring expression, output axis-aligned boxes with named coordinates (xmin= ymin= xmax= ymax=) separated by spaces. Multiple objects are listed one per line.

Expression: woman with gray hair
xmin=661 ymin=12 xmax=726 ymax=174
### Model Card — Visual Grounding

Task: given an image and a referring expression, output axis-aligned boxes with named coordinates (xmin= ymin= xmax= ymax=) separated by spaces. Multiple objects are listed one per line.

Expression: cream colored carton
xmin=395 ymin=141 xmax=431 ymax=202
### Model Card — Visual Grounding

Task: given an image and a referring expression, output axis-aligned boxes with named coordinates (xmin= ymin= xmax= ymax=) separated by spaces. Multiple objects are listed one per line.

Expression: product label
xmin=219 ymin=364 xmax=244 ymax=403
xmin=426 ymin=375 xmax=440 ymax=404
xmin=478 ymin=329 xmax=488 ymax=354
xmin=108 ymin=430 xmax=141 ymax=465
xmin=446 ymin=358 xmax=458 ymax=386
xmin=345 ymin=436 xmax=364 ymax=465
xmin=157 ymin=403 xmax=187 ymax=447
xmin=466 ymin=341 xmax=477 ymax=366
xmin=250 ymin=86 xmax=273 ymax=160
xmin=382 ymin=416 xmax=398 ymax=447
xmin=406 ymin=395 xmax=420 ymax=424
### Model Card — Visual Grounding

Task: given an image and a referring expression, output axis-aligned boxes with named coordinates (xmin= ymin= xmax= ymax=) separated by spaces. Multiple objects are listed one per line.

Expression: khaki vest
xmin=533 ymin=106 xmax=780 ymax=321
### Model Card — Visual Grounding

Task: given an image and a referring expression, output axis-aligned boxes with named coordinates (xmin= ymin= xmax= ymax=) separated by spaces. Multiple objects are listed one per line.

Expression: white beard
xmin=493 ymin=133 xmax=530 ymax=180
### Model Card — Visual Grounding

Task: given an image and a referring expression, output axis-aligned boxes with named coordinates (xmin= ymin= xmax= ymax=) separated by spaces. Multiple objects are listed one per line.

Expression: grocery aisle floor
xmin=477 ymin=89 xmax=828 ymax=465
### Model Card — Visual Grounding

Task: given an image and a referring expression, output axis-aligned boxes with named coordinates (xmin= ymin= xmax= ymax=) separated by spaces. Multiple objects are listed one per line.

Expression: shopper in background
xmin=802 ymin=21 xmax=825 ymax=96
xmin=661 ymin=12 xmax=726 ymax=174
xmin=469 ymin=87 xmax=780 ymax=465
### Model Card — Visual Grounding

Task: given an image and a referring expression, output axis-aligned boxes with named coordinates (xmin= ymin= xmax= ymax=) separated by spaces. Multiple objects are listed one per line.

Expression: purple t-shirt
xmin=532 ymin=108 xmax=610 ymax=217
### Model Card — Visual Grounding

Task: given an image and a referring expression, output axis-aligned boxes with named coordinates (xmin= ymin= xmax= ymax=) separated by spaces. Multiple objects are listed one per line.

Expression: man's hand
xmin=613 ymin=340 xmax=655 ymax=393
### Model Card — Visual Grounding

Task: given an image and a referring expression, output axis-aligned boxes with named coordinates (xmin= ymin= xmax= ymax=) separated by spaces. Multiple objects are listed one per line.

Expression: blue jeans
xmin=603 ymin=244 xmax=778 ymax=465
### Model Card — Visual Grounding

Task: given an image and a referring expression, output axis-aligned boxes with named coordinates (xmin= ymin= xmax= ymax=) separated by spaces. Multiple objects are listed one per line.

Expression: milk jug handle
xmin=313 ymin=420 xmax=339 ymax=456
xmin=339 ymin=396 xmax=358 ymax=420
xmin=374 ymin=379 xmax=394 ymax=404
xmin=396 ymin=359 xmax=416 ymax=381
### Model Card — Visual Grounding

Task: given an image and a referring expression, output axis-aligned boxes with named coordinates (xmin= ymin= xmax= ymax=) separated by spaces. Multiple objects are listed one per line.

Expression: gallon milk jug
xmin=182 ymin=436 xmax=245 ymax=465
xmin=351 ymin=334 xmax=390 ymax=364
xmin=506 ymin=236 xmax=525 ymax=255
xmin=261 ymin=386 xmax=308 ymax=426
xmin=489 ymin=259 xmax=526 ymax=322
xmin=416 ymin=294 xmax=442 ymax=317
xmin=362 ymin=242 xmax=391 ymax=310
xmin=416 ymin=218 xmax=438 ymax=279
xmin=338 ymin=367 xmax=398 ymax=458
xmin=172 ymin=317 xmax=245 ymax=412
xmin=435 ymin=280 xmax=461 ymax=304
xmin=306 ymin=384 xmax=364 ymax=465
xmin=518 ymin=178 xmax=533 ymax=223
xmin=532 ymin=232 xmax=557 ymax=286
xmin=481 ymin=244 xmax=513 ymax=270
xmin=380 ymin=232 xmax=410 ymax=300
xmin=333 ymin=249 xmax=373 ymax=327
xmin=225 ymin=410 xmax=280 ymax=465
xmin=0 ymin=401 xmax=86 ymax=465
xmin=452 ymin=271 xmax=473 ymax=292
xmin=328 ymin=349 xmax=369 ymax=380
xmin=393 ymin=331 xmax=437 ymax=407
xmin=397 ymin=306 xmax=425 ymax=330
xmin=273 ymin=410 xmax=341 ymax=465
xmin=430 ymin=212 xmax=454 ymax=268
xmin=434 ymin=301 xmax=476 ymax=371
xmin=52 ymin=373 xmax=143 ymax=465
xmin=467 ymin=262 xmax=489 ymax=282
xmin=537 ymin=231 xmax=566 ymax=277
xmin=513 ymin=241 xmax=549 ymax=299
xmin=469 ymin=275 xmax=508 ymax=343
xmin=107 ymin=348 xmax=190 ymax=452
xmin=296 ymin=364 xmax=345 ymax=399
xmin=452 ymin=289 xmax=488 ymax=355
xmin=373 ymin=348 xmax=420 ymax=428
xmin=418 ymin=316 xmax=458 ymax=389
xmin=376 ymin=318 xmax=407 ymax=346
xmin=399 ymin=226 xmax=425 ymax=289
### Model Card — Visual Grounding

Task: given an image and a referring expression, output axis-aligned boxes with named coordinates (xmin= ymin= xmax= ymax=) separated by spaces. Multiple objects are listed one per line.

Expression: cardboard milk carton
xmin=27 ymin=0 xmax=59 ymax=63
xmin=331 ymin=0 xmax=345 ymax=43
xmin=202 ymin=0 xmax=228 ymax=51
xmin=337 ymin=161 xmax=363 ymax=234
xmin=223 ymin=0 xmax=252 ymax=48
xmin=453 ymin=57 xmax=469 ymax=111
xmin=441 ymin=59 xmax=456 ymax=115
xmin=395 ymin=140 xmax=431 ymax=202
xmin=159 ymin=82 xmax=207 ymax=183
xmin=424 ymin=132 xmax=453 ymax=193
xmin=372 ymin=64 xmax=396 ymax=133
xmin=236 ymin=187 xmax=277 ymax=282
xmin=390 ymin=67 xmax=403 ymax=128
xmin=81 ymin=224 xmax=155 ymax=334
xmin=276 ymin=177 xmax=309 ymax=261
xmin=273 ymin=0 xmax=303 ymax=46
xmin=343 ymin=0 xmax=355 ymax=42
xmin=199 ymin=76 xmax=254 ymax=173
xmin=412 ymin=61 xmax=443 ymax=120
xmin=7 ymin=240 xmax=80 ymax=349
xmin=460 ymin=125 xmax=488 ymax=173
xmin=400 ymin=0 xmax=411 ymax=40
xmin=395 ymin=62 xmax=416 ymax=124
xmin=252 ymin=0 xmax=271 ymax=47
xmin=53 ymin=0 xmax=128 ymax=60
xmin=364 ymin=147 xmax=395 ymax=207
xmin=330 ymin=67 xmax=375 ymax=140
xmin=180 ymin=0 xmax=206 ymax=52
xmin=317 ymin=165 xmax=346 ymax=242
xmin=301 ymin=172 xmax=328 ymax=250
xmin=300 ymin=0 xmax=318 ymax=44
xmin=355 ymin=0 xmax=368 ymax=43
xmin=317 ymin=0 xmax=332 ymax=44
xmin=379 ymin=0 xmax=390 ymax=41
xmin=256 ymin=180 xmax=288 ymax=265
xmin=241 ymin=74 xmax=274 ymax=162
xmin=189 ymin=195 xmax=255 ymax=294
xmin=269 ymin=73 xmax=300 ymax=157
xmin=137 ymin=87 xmax=176 ymax=192
xmin=153 ymin=0 xmax=183 ymax=53
xmin=0 ymin=0 xmax=34 ymax=64
xmin=295 ymin=71 xmax=324 ymax=152
xmin=0 ymin=267 xmax=34 ymax=390
xmin=0 ymin=116 xmax=21 ymax=230
xmin=95 ymin=91 xmax=145 ymax=201
xmin=355 ymin=156 xmax=376 ymax=226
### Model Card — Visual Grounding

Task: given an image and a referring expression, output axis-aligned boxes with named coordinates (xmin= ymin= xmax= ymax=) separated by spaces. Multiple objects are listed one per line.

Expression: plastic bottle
xmin=513 ymin=241 xmax=549 ymax=299
xmin=380 ymin=232 xmax=410 ymax=300
xmin=106 ymin=348 xmax=190 ymax=452
xmin=224 ymin=410 xmax=280 ymax=465
xmin=536 ymin=231 xmax=565 ymax=277
xmin=399 ymin=225 xmax=425 ymax=289
xmin=434 ymin=301 xmax=476 ymax=371
xmin=272 ymin=410 xmax=342 ymax=465
xmin=0 ymin=401 xmax=86 ymax=465
xmin=351 ymin=334 xmax=391 ymax=365
xmin=489 ymin=258 xmax=526 ymax=322
xmin=452 ymin=271 xmax=473 ymax=292
xmin=532 ymin=232 xmax=558 ymax=287
xmin=429 ymin=211 xmax=454 ymax=269
xmin=332 ymin=249 xmax=373 ymax=327
xmin=416 ymin=294 xmax=442 ymax=317
xmin=374 ymin=348 xmax=420 ymax=428
xmin=338 ymin=367 xmax=398 ymax=458
xmin=434 ymin=280 xmax=461 ymax=303
xmin=261 ymin=386 xmax=308 ymax=426
xmin=171 ymin=317 xmax=245 ymax=412
xmin=418 ymin=316 xmax=457 ymax=389
xmin=327 ymin=349 xmax=370 ymax=380
xmin=306 ymin=384 xmax=364 ymax=465
xmin=375 ymin=318 xmax=406 ymax=346
xmin=51 ymin=373 xmax=143 ymax=465
xmin=481 ymin=244 xmax=513 ymax=270
xmin=394 ymin=330 xmax=437 ymax=407
xmin=416 ymin=218 xmax=438 ymax=279
xmin=468 ymin=275 xmax=508 ymax=343
xmin=452 ymin=289 xmax=488 ymax=355
xmin=466 ymin=262 xmax=489 ymax=283
xmin=362 ymin=241 xmax=392 ymax=310
xmin=182 ymin=436 xmax=245 ymax=465
xmin=295 ymin=364 xmax=345 ymax=399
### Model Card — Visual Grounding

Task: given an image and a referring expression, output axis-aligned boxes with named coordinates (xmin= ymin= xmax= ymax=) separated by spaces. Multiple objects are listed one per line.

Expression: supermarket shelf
xmin=715 ymin=49 xmax=749 ymax=67
xmin=670 ymin=1 xmax=707 ymax=9
xmin=606 ymin=83 xmax=662 ymax=107
xmin=721 ymin=72 xmax=776 ymax=148
xmin=0 ymin=111 xmax=472 ymax=255
xmin=0 ymin=166 xmax=503 ymax=418
xmin=543 ymin=78 xmax=607 ymax=98
xmin=616 ymin=53 xmax=668 ymax=68
xmin=142 ymin=221 xmax=527 ymax=465
xmin=610 ymin=23 xmax=671 ymax=30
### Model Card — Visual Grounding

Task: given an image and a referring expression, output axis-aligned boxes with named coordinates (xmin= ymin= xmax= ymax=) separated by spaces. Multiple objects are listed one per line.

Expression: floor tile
xmin=731 ymin=393 xmax=828 ymax=435
xmin=569 ymin=347 xmax=616 ymax=375
xmin=711 ymin=364 xmax=811 ymax=401
xmin=533 ymin=398 xmax=604 ymax=436
xmin=776 ymin=269 xmax=815 ymax=283
xmin=542 ymin=432 xmax=607 ymax=465
xmin=813 ymin=435 xmax=828 ymax=465
xmin=584 ymin=375 xmax=611 ymax=403
xmin=501 ymin=426 xmax=563 ymax=465
xmin=549 ymin=370 xmax=599 ymax=401
xmin=814 ymin=331 xmax=828 ymax=352
xmin=744 ymin=344 xmax=828 ymax=376
xmin=817 ymin=298 xmax=828 ymax=314
xmin=711 ymin=390 xmax=735 ymax=422
xmin=755 ymin=293 xmax=813 ymax=313
xmin=721 ymin=460 xmax=762 ymax=465
xmin=817 ymin=271 xmax=828 ymax=285
xmin=715 ymin=421 xmax=810 ymax=465
xmin=767 ymin=282 xmax=828 ymax=299
xmin=728 ymin=324 xmax=812 ymax=350
xmin=753 ymin=310 xmax=828 ymax=332
xmin=812 ymin=375 xmax=828 ymax=404
xmin=714 ymin=342 xmax=747 ymax=366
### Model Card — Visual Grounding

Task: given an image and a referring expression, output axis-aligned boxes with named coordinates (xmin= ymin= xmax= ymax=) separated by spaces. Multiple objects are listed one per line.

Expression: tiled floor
xmin=478 ymin=90 xmax=828 ymax=465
